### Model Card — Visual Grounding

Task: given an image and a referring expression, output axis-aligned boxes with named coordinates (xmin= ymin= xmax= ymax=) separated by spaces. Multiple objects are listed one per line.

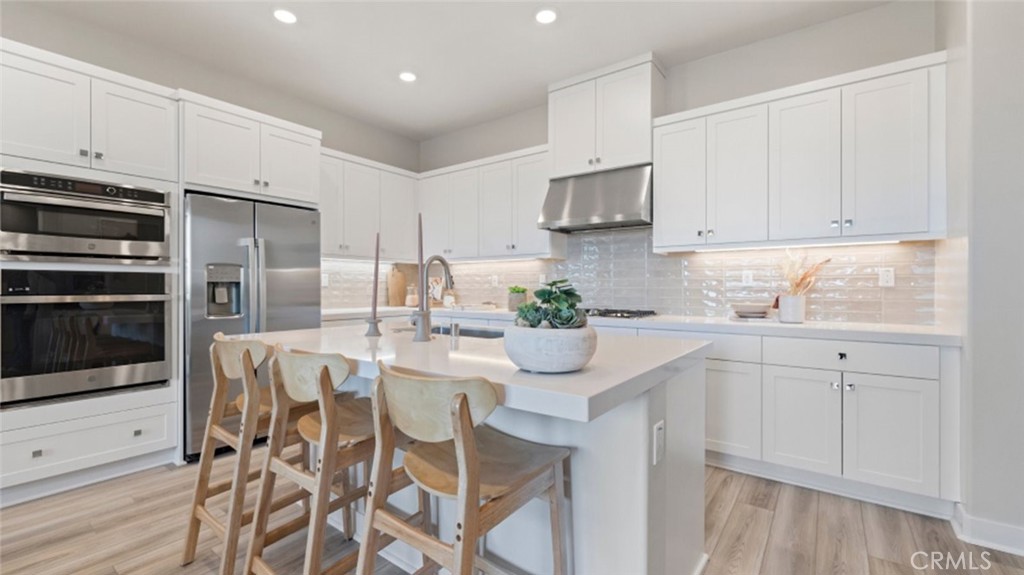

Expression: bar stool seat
xmin=234 ymin=388 xmax=274 ymax=417
xmin=405 ymin=426 xmax=569 ymax=500
xmin=296 ymin=397 xmax=376 ymax=446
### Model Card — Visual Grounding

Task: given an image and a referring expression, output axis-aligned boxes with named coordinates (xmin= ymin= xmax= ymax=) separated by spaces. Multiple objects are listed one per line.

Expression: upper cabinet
xmin=653 ymin=53 xmax=947 ymax=253
xmin=379 ymin=171 xmax=417 ymax=262
xmin=1 ymin=52 xmax=177 ymax=181
xmin=548 ymin=56 xmax=665 ymax=179
xmin=182 ymin=94 xmax=321 ymax=204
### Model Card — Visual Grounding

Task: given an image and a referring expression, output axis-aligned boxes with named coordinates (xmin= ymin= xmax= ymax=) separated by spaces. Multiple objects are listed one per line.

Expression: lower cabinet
xmin=762 ymin=365 xmax=843 ymax=476
xmin=706 ymin=360 xmax=762 ymax=459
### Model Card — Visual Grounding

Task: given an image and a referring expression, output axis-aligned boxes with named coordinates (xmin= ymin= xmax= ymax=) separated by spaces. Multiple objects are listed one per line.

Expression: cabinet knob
xmin=587 ymin=158 xmax=594 ymax=166
xmin=843 ymin=219 xmax=853 ymax=228
xmin=32 ymin=449 xmax=43 ymax=458
xmin=707 ymin=229 xmax=715 ymax=237
xmin=831 ymin=382 xmax=840 ymax=391
xmin=79 ymin=149 xmax=89 ymax=157
xmin=511 ymin=243 xmax=516 ymax=249
xmin=133 ymin=429 xmax=143 ymax=437
xmin=254 ymin=178 xmax=261 ymax=185
xmin=595 ymin=157 xmax=601 ymax=164
xmin=262 ymin=181 xmax=270 ymax=187
xmin=838 ymin=352 xmax=847 ymax=360
xmin=830 ymin=220 xmax=840 ymax=228
xmin=697 ymin=230 xmax=704 ymax=237
xmin=94 ymin=151 xmax=104 ymax=160
xmin=844 ymin=383 xmax=856 ymax=392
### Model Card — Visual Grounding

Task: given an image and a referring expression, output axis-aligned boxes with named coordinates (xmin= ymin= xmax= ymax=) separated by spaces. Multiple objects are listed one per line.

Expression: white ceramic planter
xmin=778 ymin=295 xmax=807 ymax=324
xmin=503 ymin=325 xmax=598 ymax=373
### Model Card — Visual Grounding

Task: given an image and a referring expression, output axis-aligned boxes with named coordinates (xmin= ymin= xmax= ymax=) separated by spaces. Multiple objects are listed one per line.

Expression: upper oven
xmin=0 ymin=170 xmax=170 ymax=263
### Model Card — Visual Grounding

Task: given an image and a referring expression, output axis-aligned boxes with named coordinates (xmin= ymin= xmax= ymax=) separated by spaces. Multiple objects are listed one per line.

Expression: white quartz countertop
xmin=424 ymin=309 xmax=962 ymax=347
xmin=231 ymin=322 xmax=709 ymax=422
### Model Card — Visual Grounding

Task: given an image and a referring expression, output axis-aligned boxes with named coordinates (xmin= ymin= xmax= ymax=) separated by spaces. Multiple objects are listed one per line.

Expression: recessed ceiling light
xmin=399 ymin=72 xmax=417 ymax=83
xmin=273 ymin=9 xmax=297 ymax=24
xmin=535 ymin=9 xmax=557 ymax=24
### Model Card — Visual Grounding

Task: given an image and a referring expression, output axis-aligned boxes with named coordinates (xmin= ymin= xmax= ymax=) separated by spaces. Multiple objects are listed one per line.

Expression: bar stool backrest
xmin=272 ymin=346 xmax=352 ymax=404
xmin=211 ymin=332 xmax=270 ymax=380
xmin=376 ymin=361 xmax=498 ymax=443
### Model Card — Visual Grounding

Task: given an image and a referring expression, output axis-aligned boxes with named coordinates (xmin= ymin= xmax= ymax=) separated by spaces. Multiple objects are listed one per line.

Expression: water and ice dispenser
xmin=205 ymin=264 xmax=242 ymax=318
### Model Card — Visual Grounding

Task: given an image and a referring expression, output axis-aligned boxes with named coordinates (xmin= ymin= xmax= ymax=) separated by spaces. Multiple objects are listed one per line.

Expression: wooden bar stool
xmin=357 ymin=362 xmax=572 ymax=575
xmin=181 ymin=333 xmax=313 ymax=575
xmin=245 ymin=346 xmax=435 ymax=575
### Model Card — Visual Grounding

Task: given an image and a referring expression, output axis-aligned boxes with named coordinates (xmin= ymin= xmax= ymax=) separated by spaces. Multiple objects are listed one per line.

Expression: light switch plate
xmin=652 ymin=420 xmax=666 ymax=466
xmin=490 ymin=275 xmax=500 ymax=287
xmin=878 ymin=268 xmax=896 ymax=288
xmin=741 ymin=270 xmax=755 ymax=286
xmin=539 ymin=274 xmax=547 ymax=285
xmin=321 ymin=273 xmax=329 ymax=288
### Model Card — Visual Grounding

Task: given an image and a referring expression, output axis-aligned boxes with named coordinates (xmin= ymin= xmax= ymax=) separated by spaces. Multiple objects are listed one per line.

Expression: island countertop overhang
xmin=228 ymin=323 xmax=710 ymax=422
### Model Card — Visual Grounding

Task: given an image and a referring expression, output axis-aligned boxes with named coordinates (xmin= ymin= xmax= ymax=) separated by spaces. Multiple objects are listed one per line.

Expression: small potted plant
xmin=779 ymin=251 xmax=831 ymax=323
xmin=507 ymin=285 xmax=528 ymax=311
xmin=503 ymin=279 xmax=597 ymax=373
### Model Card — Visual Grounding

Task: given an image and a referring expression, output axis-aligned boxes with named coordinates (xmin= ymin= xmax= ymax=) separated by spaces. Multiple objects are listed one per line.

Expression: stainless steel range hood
xmin=538 ymin=164 xmax=652 ymax=232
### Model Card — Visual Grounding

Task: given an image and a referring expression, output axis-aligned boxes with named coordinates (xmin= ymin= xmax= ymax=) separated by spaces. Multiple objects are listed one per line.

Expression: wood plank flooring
xmin=1 ymin=452 xmax=1021 ymax=575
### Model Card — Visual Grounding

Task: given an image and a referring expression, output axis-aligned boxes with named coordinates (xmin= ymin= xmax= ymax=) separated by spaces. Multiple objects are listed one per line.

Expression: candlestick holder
xmin=365 ymin=318 xmax=382 ymax=337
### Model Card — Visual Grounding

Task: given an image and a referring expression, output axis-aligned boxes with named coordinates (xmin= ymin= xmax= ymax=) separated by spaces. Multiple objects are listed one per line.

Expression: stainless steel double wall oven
xmin=0 ymin=169 xmax=172 ymax=405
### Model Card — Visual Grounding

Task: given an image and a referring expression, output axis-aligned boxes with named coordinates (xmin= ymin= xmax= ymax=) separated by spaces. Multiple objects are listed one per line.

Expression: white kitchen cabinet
xmin=706 ymin=105 xmax=768 ymax=245
xmin=260 ymin=124 xmax=320 ymax=203
xmin=447 ymin=169 xmax=480 ymax=259
xmin=478 ymin=161 xmax=514 ymax=257
xmin=184 ymin=103 xmax=261 ymax=193
xmin=417 ymin=174 xmax=450 ymax=258
xmin=1 ymin=53 xmax=91 ymax=168
xmin=549 ymin=60 xmax=662 ymax=179
xmin=841 ymin=69 xmax=929 ymax=237
xmin=91 ymin=80 xmax=177 ymax=182
xmin=707 ymin=360 xmax=762 ymax=459
xmin=512 ymin=153 xmax=564 ymax=258
xmin=652 ymin=118 xmax=707 ymax=250
xmin=341 ymin=161 xmax=381 ymax=257
xmin=762 ymin=365 xmax=842 ymax=476
xmin=768 ymin=89 xmax=841 ymax=240
xmin=842 ymin=373 xmax=939 ymax=496
xmin=320 ymin=155 xmax=345 ymax=255
xmin=379 ymin=171 xmax=417 ymax=261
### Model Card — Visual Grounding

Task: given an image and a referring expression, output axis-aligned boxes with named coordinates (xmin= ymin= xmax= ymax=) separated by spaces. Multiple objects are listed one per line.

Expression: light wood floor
xmin=2 ymin=449 xmax=1021 ymax=575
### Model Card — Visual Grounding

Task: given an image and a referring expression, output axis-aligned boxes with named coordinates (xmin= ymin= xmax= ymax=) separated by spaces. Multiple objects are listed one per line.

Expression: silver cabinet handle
xmin=838 ymin=352 xmax=847 ymax=360
xmin=830 ymin=220 xmax=840 ymax=228
xmin=697 ymin=230 xmax=704 ymax=237
xmin=262 ymin=181 xmax=269 ymax=187
xmin=79 ymin=149 xmax=89 ymax=157
xmin=707 ymin=229 xmax=715 ymax=237
xmin=587 ymin=158 xmax=594 ymax=165
xmin=844 ymin=383 xmax=856 ymax=391
xmin=253 ymin=178 xmax=261 ymax=185
xmin=511 ymin=243 xmax=516 ymax=249
xmin=595 ymin=157 xmax=601 ymax=164
xmin=133 ymin=429 xmax=142 ymax=437
xmin=32 ymin=449 xmax=43 ymax=458
xmin=505 ymin=244 xmax=510 ymax=250
xmin=844 ymin=219 xmax=853 ymax=227
xmin=831 ymin=382 xmax=840 ymax=391
xmin=94 ymin=151 xmax=104 ymax=159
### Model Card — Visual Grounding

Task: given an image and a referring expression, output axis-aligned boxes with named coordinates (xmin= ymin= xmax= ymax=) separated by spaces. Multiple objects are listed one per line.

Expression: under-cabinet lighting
xmin=273 ymin=9 xmax=297 ymax=24
xmin=694 ymin=240 xmax=900 ymax=253
xmin=535 ymin=9 xmax=558 ymax=24
xmin=399 ymin=71 xmax=417 ymax=83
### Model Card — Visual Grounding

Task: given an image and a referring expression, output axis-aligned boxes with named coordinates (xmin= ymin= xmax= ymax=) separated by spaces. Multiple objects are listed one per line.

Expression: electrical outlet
xmin=490 ymin=275 xmax=500 ymax=287
xmin=320 ymin=273 xmax=329 ymax=288
xmin=878 ymin=268 xmax=896 ymax=287
xmin=652 ymin=420 xmax=666 ymax=466
xmin=539 ymin=273 xmax=547 ymax=285
xmin=741 ymin=270 xmax=755 ymax=286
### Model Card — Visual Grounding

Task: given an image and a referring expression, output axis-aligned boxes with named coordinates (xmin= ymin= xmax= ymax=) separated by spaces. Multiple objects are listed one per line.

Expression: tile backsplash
xmin=323 ymin=229 xmax=937 ymax=325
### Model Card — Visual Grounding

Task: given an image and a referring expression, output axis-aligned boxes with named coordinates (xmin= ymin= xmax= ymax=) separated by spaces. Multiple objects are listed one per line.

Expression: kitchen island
xmin=233 ymin=322 xmax=709 ymax=575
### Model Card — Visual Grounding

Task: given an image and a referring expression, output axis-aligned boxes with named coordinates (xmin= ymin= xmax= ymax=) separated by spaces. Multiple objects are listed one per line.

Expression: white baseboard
xmin=0 ymin=448 xmax=177 ymax=508
xmin=707 ymin=451 xmax=956 ymax=519
xmin=951 ymin=503 xmax=1024 ymax=556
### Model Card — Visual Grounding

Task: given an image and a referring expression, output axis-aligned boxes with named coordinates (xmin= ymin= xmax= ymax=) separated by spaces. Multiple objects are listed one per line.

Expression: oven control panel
xmin=1 ymin=170 xmax=166 ymax=205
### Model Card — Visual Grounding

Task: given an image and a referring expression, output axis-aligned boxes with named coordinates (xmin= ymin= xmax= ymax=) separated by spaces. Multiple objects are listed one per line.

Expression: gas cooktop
xmin=582 ymin=308 xmax=657 ymax=319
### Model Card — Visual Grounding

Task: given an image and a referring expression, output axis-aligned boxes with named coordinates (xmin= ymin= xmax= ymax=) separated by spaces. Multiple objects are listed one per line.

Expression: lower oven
xmin=0 ymin=268 xmax=170 ymax=406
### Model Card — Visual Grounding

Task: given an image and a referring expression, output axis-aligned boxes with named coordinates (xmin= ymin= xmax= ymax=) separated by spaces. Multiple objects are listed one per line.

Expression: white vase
xmin=503 ymin=325 xmax=598 ymax=373
xmin=778 ymin=295 xmax=807 ymax=324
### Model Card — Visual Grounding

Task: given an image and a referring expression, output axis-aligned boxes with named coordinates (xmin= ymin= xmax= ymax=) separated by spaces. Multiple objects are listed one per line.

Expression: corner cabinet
xmin=1 ymin=52 xmax=177 ymax=181
xmin=549 ymin=57 xmax=665 ymax=179
xmin=653 ymin=54 xmax=947 ymax=253
xmin=182 ymin=98 xmax=321 ymax=204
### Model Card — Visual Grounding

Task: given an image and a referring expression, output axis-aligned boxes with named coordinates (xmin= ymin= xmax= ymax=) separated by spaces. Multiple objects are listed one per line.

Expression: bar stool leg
xmin=303 ymin=404 xmax=340 ymax=575
xmin=219 ymin=389 xmax=261 ymax=575
xmin=181 ymin=380 xmax=229 ymax=566
xmin=244 ymin=403 xmax=291 ymax=575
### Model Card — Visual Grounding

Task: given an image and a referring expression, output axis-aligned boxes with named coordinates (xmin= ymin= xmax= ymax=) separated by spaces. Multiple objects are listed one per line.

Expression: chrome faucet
xmin=412 ymin=254 xmax=455 ymax=342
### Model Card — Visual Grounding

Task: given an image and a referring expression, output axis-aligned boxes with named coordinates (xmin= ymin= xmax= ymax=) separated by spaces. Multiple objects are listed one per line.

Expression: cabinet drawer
xmin=638 ymin=329 xmax=761 ymax=363
xmin=0 ymin=402 xmax=176 ymax=488
xmin=763 ymin=337 xmax=938 ymax=379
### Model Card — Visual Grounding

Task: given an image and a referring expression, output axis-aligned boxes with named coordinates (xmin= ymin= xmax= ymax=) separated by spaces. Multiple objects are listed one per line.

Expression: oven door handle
xmin=1 ymin=190 xmax=167 ymax=218
xmin=0 ymin=294 xmax=171 ymax=304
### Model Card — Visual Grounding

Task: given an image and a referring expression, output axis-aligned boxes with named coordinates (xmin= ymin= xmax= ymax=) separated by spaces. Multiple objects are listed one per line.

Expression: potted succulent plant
xmin=503 ymin=279 xmax=597 ymax=373
xmin=507 ymin=285 xmax=528 ymax=311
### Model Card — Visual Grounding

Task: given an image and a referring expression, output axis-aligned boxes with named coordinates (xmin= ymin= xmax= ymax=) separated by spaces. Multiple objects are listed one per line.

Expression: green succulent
xmin=508 ymin=285 xmax=528 ymax=294
xmin=514 ymin=279 xmax=588 ymax=329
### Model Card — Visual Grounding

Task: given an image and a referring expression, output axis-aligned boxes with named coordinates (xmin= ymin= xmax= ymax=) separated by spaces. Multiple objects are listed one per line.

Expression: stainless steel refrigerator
xmin=183 ymin=193 xmax=320 ymax=460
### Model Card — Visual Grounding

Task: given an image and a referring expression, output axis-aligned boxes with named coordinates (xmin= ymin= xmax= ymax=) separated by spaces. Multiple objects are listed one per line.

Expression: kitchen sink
xmin=431 ymin=325 xmax=505 ymax=339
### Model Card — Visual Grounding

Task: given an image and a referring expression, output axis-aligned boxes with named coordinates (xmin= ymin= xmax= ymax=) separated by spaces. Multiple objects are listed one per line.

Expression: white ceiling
xmin=26 ymin=1 xmax=883 ymax=140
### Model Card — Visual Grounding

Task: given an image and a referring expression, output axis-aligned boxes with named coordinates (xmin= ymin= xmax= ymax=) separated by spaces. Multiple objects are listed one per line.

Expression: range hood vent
xmin=538 ymin=164 xmax=652 ymax=233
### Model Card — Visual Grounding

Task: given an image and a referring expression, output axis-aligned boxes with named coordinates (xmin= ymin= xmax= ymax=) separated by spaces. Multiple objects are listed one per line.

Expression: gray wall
xmin=418 ymin=105 xmax=547 ymax=172
xmin=0 ymin=2 xmax=421 ymax=172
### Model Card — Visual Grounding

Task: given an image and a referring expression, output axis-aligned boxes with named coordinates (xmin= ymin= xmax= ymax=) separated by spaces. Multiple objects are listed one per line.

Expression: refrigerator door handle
xmin=256 ymin=237 xmax=268 ymax=334
xmin=239 ymin=237 xmax=259 ymax=333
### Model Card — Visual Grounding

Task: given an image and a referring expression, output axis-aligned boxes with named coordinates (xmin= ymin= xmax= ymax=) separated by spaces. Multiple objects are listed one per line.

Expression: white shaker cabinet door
xmin=762 ymin=365 xmax=842 ymax=477
xmin=417 ymin=174 xmax=450 ymax=257
xmin=447 ymin=168 xmax=480 ymax=259
xmin=341 ymin=161 xmax=380 ymax=257
xmin=768 ymin=89 xmax=841 ymax=240
xmin=512 ymin=153 xmax=553 ymax=257
xmin=379 ymin=171 xmax=417 ymax=262
xmin=0 ymin=53 xmax=90 ymax=167
xmin=595 ymin=64 xmax=652 ymax=172
xmin=652 ymin=118 xmax=707 ymax=250
xmin=319 ymin=155 xmax=345 ymax=256
xmin=184 ymin=103 xmax=261 ymax=193
xmin=549 ymin=80 xmax=596 ymax=179
xmin=842 ymin=373 xmax=939 ymax=496
xmin=91 ymin=80 xmax=177 ymax=182
xmin=706 ymin=360 xmax=762 ymax=460
xmin=706 ymin=105 xmax=768 ymax=245
xmin=477 ymin=161 xmax=513 ymax=257
xmin=841 ymin=69 xmax=929 ymax=236
xmin=260 ymin=124 xmax=320 ymax=204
